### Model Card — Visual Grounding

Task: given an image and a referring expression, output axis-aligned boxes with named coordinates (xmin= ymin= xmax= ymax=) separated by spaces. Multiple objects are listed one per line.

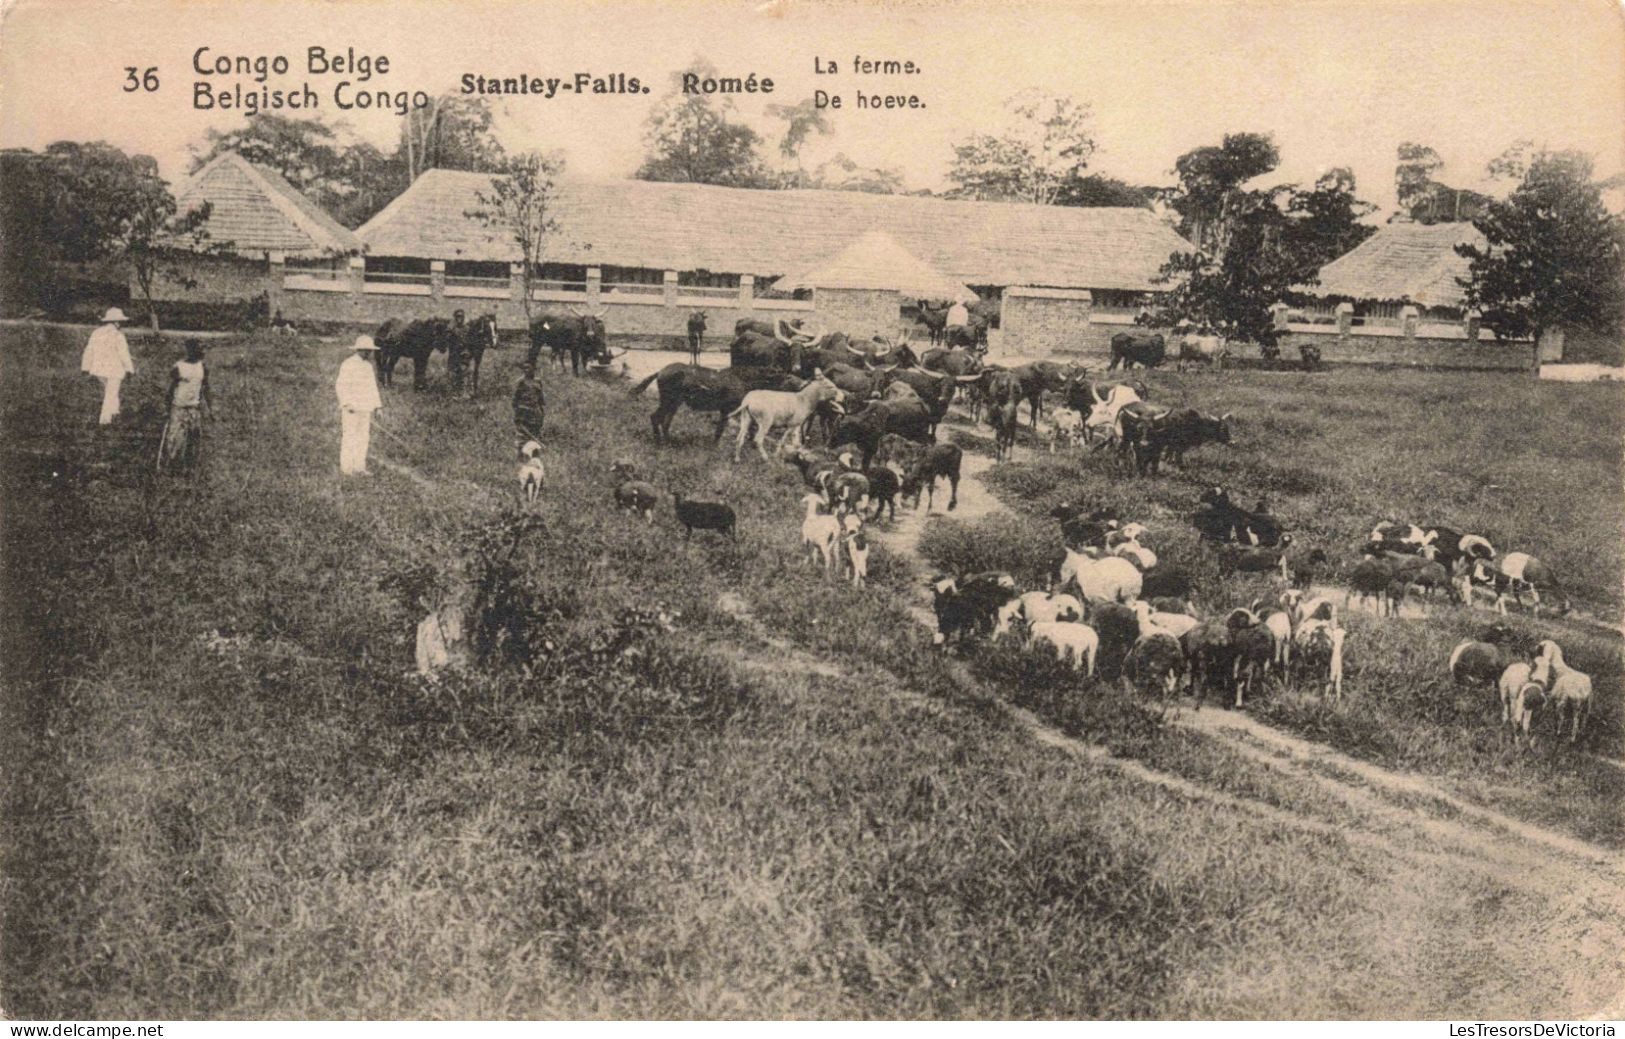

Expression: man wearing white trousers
xmin=81 ymin=307 xmax=135 ymax=425
xmin=336 ymin=334 xmax=382 ymax=475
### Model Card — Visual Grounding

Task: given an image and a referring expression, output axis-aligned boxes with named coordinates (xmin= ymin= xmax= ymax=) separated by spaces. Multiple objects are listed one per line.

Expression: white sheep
xmin=1129 ymin=599 xmax=1199 ymax=639
xmin=1533 ymin=640 xmax=1591 ymax=743
xmin=1497 ymin=660 xmax=1545 ymax=747
xmin=1028 ymin=620 xmax=1100 ymax=676
xmin=994 ymin=591 xmax=1085 ymax=638
xmin=1293 ymin=618 xmax=1345 ymax=700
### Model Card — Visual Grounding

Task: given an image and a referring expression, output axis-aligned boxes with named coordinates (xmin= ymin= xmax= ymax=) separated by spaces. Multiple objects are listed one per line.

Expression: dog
xmin=518 ymin=441 xmax=545 ymax=503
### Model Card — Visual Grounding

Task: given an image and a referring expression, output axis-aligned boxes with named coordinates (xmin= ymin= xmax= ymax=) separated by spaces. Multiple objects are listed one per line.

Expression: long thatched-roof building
xmin=1300 ymin=221 xmax=1484 ymax=315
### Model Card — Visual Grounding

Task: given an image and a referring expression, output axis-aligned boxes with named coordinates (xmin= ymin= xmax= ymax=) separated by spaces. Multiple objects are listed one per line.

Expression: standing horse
xmin=374 ymin=317 xmax=455 ymax=391
xmin=457 ymin=313 xmax=499 ymax=393
xmin=686 ymin=311 xmax=707 ymax=366
xmin=528 ymin=310 xmax=612 ymax=375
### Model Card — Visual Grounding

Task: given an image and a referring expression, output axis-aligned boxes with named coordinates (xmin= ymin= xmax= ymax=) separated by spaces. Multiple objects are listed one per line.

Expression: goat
xmin=800 ymin=492 xmax=840 ymax=573
xmin=1123 ymin=632 xmax=1186 ymax=697
xmin=611 ymin=462 xmax=659 ymax=525
xmin=900 ymin=443 xmax=962 ymax=513
xmin=930 ymin=571 xmax=1018 ymax=648
xmin=672 ymin=490 xmax=737 ymax=539
xmin=864 ymin=465 xmax=900 ymax=522
xmin=1292 ymin=618 xmax=1346 ymax=701
xmin=1348 ymin=557 xmax=1396 ymax=616
xmin=1251 ymin=600 xmax=1292 ymax=672
xmin=1230 ymin=619 xmax=1276 ymax=708
xmin=1533 ymin=640 xmax=1591 ymax=743
xmin=841 ymin=511 xmax=870 ymax=587
xmin=729 ymin=374 xmax=845 ymax=462
xmin=1140 ymin=565 xmax=1193 ymax=601
xmin=1028 ymin=621 xmax=1100 ymax=675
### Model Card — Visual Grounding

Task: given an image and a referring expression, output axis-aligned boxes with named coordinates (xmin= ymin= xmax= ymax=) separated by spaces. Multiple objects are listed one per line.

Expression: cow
xmin=907 ymin=300 xmax=951 ymax=345
xmin=845 ymin=337 xmax=919 ymax=370
xmin=631 ymin=364 xmax=805 ymax=444
xmin=374 ymin=317 xmax=456 ymax=391
xmin=1177 ymin=333 xmax=1229 ymax=371
xmin=1006 ymin=361 xmax=1071 ymax=428
xmin=1119 ymin=405 xmax=1232 ymax=476
xmin=919 ymin=347 xmax=983 ymax=379
xmin=831 ymin=398 xmax=934 ymax=468
xmin=528 ymin=311 xmax=611 ymax=375
xmin=988 ymin=394 xmax=1020 ymax=462
xmin=1107 ymin=332 xmax=1166 ymax=371
xmin=686 ymin=311 xmax=707 ymax=365
xmin=730 ymin=331 xmax=803 ymax=372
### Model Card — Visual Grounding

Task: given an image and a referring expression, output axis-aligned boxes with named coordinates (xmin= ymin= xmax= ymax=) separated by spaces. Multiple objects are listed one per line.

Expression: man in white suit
xmin=81 ymin=307 xmax=135 ymax=425
xmin=335 ymin=334 xmax=383 ymax=475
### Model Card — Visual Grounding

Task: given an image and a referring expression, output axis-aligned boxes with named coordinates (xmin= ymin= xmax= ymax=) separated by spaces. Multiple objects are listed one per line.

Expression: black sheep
xmin=672 ymin=491 xmax=737 ymax=540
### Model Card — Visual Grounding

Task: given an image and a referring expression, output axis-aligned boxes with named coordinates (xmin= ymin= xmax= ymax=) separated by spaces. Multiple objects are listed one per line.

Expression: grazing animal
xmin=1255 ymin=605 xmax=1293 ymax=672
xmin=1533 ymin=641 xmax=1591 ymax=743
xmin=1111 ymin=539 xmax=1158 ymax=571
xmin=800 ymin=493 xmax=841 ymax=573
xmin=528 ymin=311 xmax=611 ymax=375
xmin=900 ymin=444 xmax=962 ymax=512
xmin=1191 ymin=486 xmax=1284 ymax=546
xmin=1121 ymin=406 xmax=1232 ymax=476
xmin=840 ymin=512 xmax=870 ymax=587
xmin=633 ymin=364 xmax=805 ymax=444
xmin=1048 ymin=406 xmax=1084 ymax=452
xmin=1176 ymin=333 xmax=1229 ymax=371
xmin=919 ymin=346 xmax=984 ymax=380
xmin=1293 ymin=618 xmax=1346 ymax=700
xmin=988 ymin=395 xmax=1021 ymax=461
xmin=863 ymin=465 xmax=901 ymax=521
xmin=1229 ymin=621 xmax=1277 ymax=708
xmin=994 ymin=591 xmax=1086 ymax=638
xmin=1477 ymin=552 xmax=1568 ymax=616
xmin=826 ymin=470 xmax=871 ymax=514
xmin=729 ymin=375 xmax=845 ymax=462
xmin=1123 ymin=632 xmax=1186 ymax=696
xmin=1182 ymin=619 xmax=1238 ymax=708
xmin=611 ymin=463 xmax=659 ymax=524
xmin=1348 ymin=557 xmax=1397 ymax=616
xmin=1058 ymin=551 xmax=1142 ymax=605
xmin=1029 ymin=621 xmax=1100 ymax=676
xmin=1140 ymin=567 xmax=1193 ymax=601
xmin=686 ymin=310 xmax=707 ymax=365
xmin=1107 ymin=331 xmax=1167 ymax=371
xmin=1289 ymin=548 xmax=1330 ymax=590
xmin=1498 ymin=661 xmax=1545 ymax=747
xmin=1449 ymin=639 xmax=1508 ymax=689
xmin=517 ymin=442 xmax=545 ymax=503
xmin=1222 ymin=535 xmax=1295 ymax=580
xmin=374 ymin=317 xmax=456 ymax=391
xmin=830 ymin=399 xmax=934 ymax=468
xmin=786 ymin=448 xmax=842 ymax=490
xmin=930 ymin=572 xmax=1018 ymax=648
xmin=672 ymin=491 xmax=737 ymax=539
xmin=730 ymin=330 xmax=805 ymax=372
xmin=1129 ymin=599 xmax=1199 ymax=639
xmin=1051 ymin=503 xmax=1119 ymax=551
xmin=873 ymin=432 xmax=925 ymax=474
xmin=446 ymin=312 xmax=499 ymax=393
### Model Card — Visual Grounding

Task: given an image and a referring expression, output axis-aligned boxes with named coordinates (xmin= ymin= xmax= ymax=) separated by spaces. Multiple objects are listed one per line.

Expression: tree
xmin=0 ymin=149 xmax=67 ymax=312
xmin=1163 ymin=132 xmax=1280 ymax=255
xmin=1393 ymin=141 xmax=1490 ymax=224
xmin=1281 ymin=167 xmax=1377 ymax=273
xmin=401 ymin=95 xmax=506 ymax=182
xmin=767 ymin=98 xmax=832 ymax=164
xmin=469 ymin=151 xmax=563 ymax=321
xmin=1457 ymin=149 xmax=1625 ymax=357
xmin=803 ymin=153 xmax=904 ymax=194
xmin=636 ymin=62 xmax=771 ymax=189
xmin=49 ymin=142 xmax=211 ymax=331
xmin=1053 ymin=172 xmax=1157 ymax=209
xmin=944 ymin=90 xmax=1096 ymax=204
xmin=192 ymin=113 xmax=406 ymax=228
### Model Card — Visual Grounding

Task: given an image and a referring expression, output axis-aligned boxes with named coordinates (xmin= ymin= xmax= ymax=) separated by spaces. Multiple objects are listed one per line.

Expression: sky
xmin=2 ymin=0 xmax=1622 ymax=215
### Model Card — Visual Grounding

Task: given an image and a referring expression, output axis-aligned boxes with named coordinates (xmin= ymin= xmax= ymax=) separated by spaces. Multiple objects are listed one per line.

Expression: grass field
xmin=4 ymin=326 xmax=1622 ymax=1019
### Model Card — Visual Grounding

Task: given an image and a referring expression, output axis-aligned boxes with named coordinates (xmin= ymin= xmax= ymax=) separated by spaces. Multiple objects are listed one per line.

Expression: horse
xmin=449 ymin=313 xmax=499 ymax=393
xmin=686 ymin=311 xmax=707 ymax=366
xmin=528 ymin=310 xmax=613 ymax=375
xmin=374 ymin=317 xmax=456 ymax=391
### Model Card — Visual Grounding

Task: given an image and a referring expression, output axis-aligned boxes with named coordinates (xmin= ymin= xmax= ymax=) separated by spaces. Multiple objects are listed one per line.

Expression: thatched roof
xmin=356 ymin=170 xmax=1191 ymax=291
xmin=1302 ymin=221 xmax=1485 ymax=308
xmin=174 ymin=153 xmax=360 ymax=259
xmin=777 ymin=231 xmax=976 ymax=301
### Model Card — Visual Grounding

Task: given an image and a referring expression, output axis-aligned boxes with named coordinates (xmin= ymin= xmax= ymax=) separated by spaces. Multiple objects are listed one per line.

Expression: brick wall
xmin=814 ymin=288 xmax=903 ymax=341
xmin=1001 ymin=287 xmax=1097 ymax=356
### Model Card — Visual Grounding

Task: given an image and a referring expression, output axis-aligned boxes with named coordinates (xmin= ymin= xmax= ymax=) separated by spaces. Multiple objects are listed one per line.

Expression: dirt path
xmin=870 ymin=420 xmax=1625 ymax=1017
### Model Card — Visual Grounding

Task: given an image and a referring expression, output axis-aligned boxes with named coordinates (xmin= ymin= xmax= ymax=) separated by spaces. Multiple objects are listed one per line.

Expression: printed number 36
xmin=123 ymin=67 xmax=159 ymax=92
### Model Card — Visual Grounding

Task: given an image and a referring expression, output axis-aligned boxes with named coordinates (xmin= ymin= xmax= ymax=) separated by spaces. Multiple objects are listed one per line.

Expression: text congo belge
xmin=189 ymin=46 xmax=430 ymax=115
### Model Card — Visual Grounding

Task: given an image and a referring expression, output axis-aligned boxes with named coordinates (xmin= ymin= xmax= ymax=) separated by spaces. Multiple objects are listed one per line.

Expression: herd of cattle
xmin=379 ymin=310 xmax=1594 ymax=747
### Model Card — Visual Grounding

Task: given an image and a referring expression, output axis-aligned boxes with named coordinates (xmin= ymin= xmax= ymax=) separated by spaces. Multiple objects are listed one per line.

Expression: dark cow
xmin=528 ymin=312 xmax=609 ymax=375
xmin=1107 ymin=332 xmax=1166 ymax=371
xmin=1007 ymin=361 xmax=1071 ymax=428
xmin=901 ymin=443 xmax=962 ymax=512
xmin=988 ymin=394 xmax=1020 ymax=461
xmin=730 ymin=331 xmax=803 ymax=372
xmin=930 ymin=571 xmax=1017 ymax=647
xmin=907 ymin=300 xmax=951 ymax=345
xmin=873 ymin=432 xmax=926 ymax=474
xmin=374 ymin=317 xmax=456 ymax=391
xmin=831 ymin=398 xmax=934 ymax=467
xmin=1063 ymin=372 xmax=1148 ymax=416
xmin=1120 ymin=406 xmax=1232 ymax=475
xmin=735 ymin=316 xmax=808 ymax=340
xmin=686 ymin=311 xmax=707 ymax=365
xmin=846 ymin=338 xmax=919 ymax=370
xmin=630 ymin=364 xmax=804 ymax=443
xmin=919 ymin=347 xmax=983 ymax=379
